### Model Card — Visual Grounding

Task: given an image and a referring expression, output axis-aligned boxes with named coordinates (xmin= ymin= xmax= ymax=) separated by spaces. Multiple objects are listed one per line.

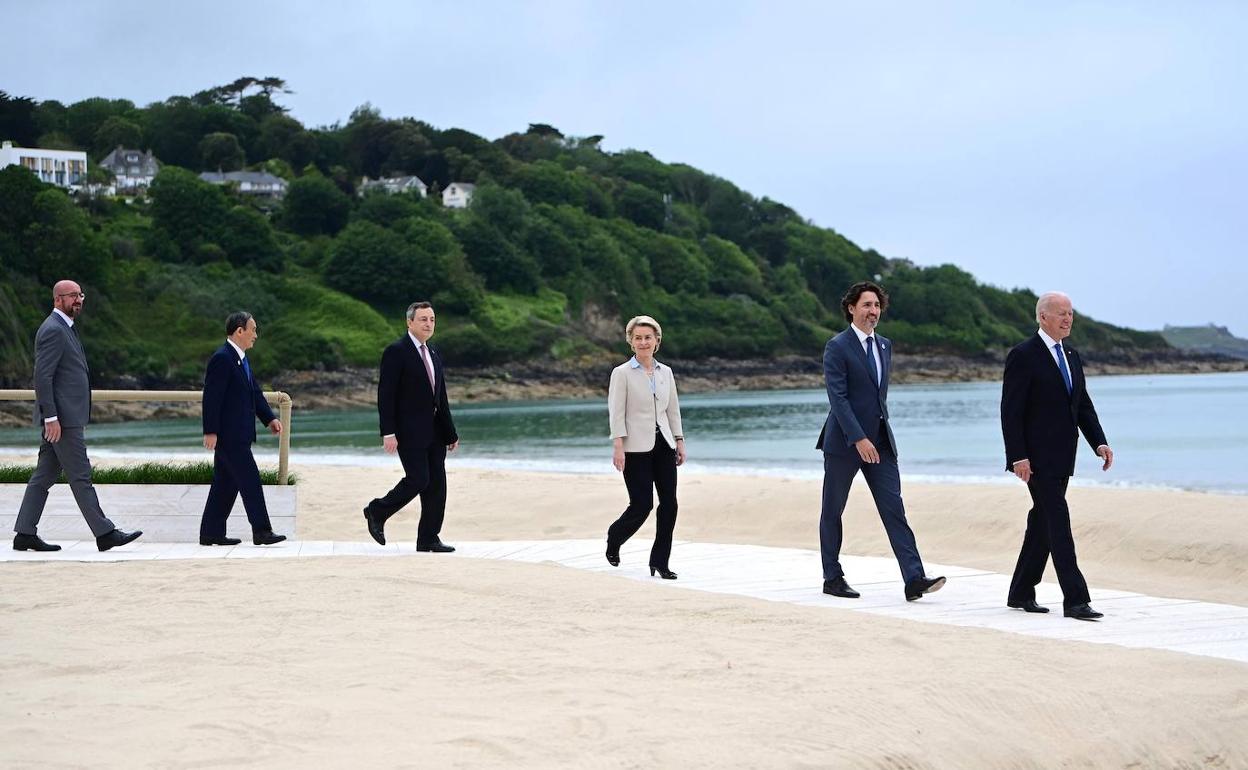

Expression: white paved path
xmin=5 ymin=538 xmax=1247 ymax=665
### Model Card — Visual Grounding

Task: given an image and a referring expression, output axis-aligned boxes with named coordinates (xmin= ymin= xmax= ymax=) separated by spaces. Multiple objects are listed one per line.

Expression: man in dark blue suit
xmin=199 ymin=311 xmax=286 ymax=546
xmin=817 ymin=281 xmax=945 ymax=601
xmin=1002 ymin=291 xmax=1113 ymax=621
xmin=364 ymin=301 xmax=460 ymax=551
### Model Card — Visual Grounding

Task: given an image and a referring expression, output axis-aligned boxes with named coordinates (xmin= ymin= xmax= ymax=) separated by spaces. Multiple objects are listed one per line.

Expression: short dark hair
xmin=405 ymin=301 xmax=433 ymax=321
xmin=841 ymin=281 xmax=888 ymax=322
xmin=225 ymin=311 xmax=254 ymax=336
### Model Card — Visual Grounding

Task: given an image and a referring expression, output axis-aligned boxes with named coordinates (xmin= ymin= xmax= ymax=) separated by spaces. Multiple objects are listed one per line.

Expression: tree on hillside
xmin=282 ymin=174 xmax=351 ymax=236
xmin=455 ymin=217 xmax=541 ymax=293
xmin=0 ymin=91 xmax=39 ymax=146
xmin=93 ymin=116 xmax=144 ymax=156
xmin=325 ymin=220 xmax=431 ymax=305
xmin=198 ymin=132 xmax=246 ymax=171
xmin=65 ymin=97 xmax=136 ymax=149
xmin=219 ymin=206 xmax=282 ymax=271
xmin=22 ymin=190 xmax=111 ymax=285
xmin=149 ymin=166 xmax=231 ymax=259
xmin=256 ymin=114 xmax=316 ymax=169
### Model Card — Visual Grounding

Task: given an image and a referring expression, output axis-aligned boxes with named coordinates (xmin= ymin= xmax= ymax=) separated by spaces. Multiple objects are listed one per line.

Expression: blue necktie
xmin=242 ymin=357 xmax=252 ymax=384
xmin=865 ymin=336 xmax=880 ymax=386
xmin=1054 ymin=343 xmax=1072 ymax=394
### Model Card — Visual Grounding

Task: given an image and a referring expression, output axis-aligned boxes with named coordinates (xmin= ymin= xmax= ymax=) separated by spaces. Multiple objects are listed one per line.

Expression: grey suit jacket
xmin=32 ymin=312 xmax=92 ymax=428
xmin=816 ymin=327 xmax=898 ymax=457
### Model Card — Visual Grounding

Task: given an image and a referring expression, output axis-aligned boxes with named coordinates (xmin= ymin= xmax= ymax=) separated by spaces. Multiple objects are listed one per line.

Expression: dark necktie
xmin=242 ymin=356 xmax=252 ymax=384
xmin=865 ymin=336 xmax=879 ymax=386
xmin=1054 ymin=343 xmax=1072 ymax=394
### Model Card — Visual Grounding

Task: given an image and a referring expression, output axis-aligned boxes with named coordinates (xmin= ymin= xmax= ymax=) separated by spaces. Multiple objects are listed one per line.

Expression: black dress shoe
xmin=364 ymin=506 xmax=387 ymax=546
xmin=1007 ymin=599 xmax=1050 ymax=613
xmin=96 ymin=529 xmax=142 ymax=552
xmin=1064 ymin=603 xmax=1104 ymax=621
xmin=823 ymin=577 xmax=860 ymax=598
xmin=416 ymin=540 xmax=455 ymax=553
xmin=13 ymin=533 xmax=61 ymax=552
xmin=905 ymin=575 xmax=947 ymax=601
xmin=605 ymin=541 xmax=620 ymax=567
xmin=252 ymin=531 xmax=287 ymax=546
xmin=649 ymin=566 xmax=678 ymax=580
xmin=199 ymin=536 xmax=242 ymax=546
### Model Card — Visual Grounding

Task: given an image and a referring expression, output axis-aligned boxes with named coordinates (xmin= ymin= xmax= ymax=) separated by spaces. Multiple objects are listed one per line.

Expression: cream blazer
xmin=608 ymin=358 xmax=684 ymax=452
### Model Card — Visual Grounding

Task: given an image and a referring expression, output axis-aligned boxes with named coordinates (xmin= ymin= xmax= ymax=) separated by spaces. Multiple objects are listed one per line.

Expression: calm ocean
xmin=1 ymin=372 xmax=1244 ymax=494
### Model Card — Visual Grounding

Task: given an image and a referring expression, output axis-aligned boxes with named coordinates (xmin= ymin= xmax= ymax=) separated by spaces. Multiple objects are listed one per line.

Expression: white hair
xmin=1035 ymin=291 xmax=1071 ymax=323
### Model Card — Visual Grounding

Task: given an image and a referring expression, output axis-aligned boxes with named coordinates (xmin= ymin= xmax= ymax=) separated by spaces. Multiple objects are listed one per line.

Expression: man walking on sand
xmin=12 ymin=279 xmax=142 ymax=552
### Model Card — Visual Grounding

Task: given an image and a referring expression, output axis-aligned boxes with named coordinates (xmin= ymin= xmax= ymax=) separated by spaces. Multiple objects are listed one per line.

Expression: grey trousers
xmin=14 ymin=426 xmax=115 ymax=537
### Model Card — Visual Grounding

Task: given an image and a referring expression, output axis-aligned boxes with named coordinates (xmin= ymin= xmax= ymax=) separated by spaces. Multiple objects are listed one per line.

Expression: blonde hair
xmin=625 ymin=315 xmax=663 ymax=349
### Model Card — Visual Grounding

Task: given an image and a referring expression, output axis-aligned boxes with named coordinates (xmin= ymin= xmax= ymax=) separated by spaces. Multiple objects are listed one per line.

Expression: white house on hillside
xmin=97 ymin=146 xmax=161 ymax=192
xmin=442 ymin=182 xmax=476 ymax=209
xmin=0 ymin=140 xmax=88 ymax=189
xmin=358 ymin=175 xmax=428 ymax=197
xmin=199 ymin=170 xmax=289 ymax=199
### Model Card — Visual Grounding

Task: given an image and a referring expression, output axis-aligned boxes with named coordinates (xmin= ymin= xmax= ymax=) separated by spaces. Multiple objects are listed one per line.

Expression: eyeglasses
xmin=56 ymin=292 xmax=86 ymax=300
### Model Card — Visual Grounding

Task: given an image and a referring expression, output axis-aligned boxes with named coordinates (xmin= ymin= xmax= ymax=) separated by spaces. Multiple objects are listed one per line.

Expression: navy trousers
xmin=200 ymin=443 xmax=272 ymax=538
xmin=819 ymin=439 xmax=924 ymax=583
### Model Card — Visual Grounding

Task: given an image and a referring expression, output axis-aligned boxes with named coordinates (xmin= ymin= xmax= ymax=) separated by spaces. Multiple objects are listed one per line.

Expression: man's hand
xmin=268 ymin=419 xmax=282 ymax=435
xmin=855 ymin=438 xmax=880 ymax=464
xmin=43 ymin=419 xmax=61 ymax=444
xmin=1012 ymin=459 xmax=1032 ymax=483
xmin=204 ymin=433 xmax=217 ymax=451
xmin=675 ymin=438 xmax=686 ymax=467
xmin=382 ymin=435 xmax=398 ymax=454
xmin=448 ymin=439 xmax=460 ymax=452
xmin=1097 ymin=445 xmax=1114 ymax=471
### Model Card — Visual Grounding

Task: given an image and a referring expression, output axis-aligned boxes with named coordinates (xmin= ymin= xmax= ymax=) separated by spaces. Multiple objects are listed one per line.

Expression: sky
xmin=4 ymin=1 xmax=1245 ymax=335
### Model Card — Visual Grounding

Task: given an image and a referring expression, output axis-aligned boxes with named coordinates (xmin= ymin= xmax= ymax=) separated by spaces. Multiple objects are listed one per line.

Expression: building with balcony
xmin=0 ymin=140 xmax=88 ymax=189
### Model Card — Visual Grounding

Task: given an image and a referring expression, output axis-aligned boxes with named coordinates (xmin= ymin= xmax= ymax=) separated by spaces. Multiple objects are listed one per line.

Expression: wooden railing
xmin=0 ymin=389 xmax=293 ymax=484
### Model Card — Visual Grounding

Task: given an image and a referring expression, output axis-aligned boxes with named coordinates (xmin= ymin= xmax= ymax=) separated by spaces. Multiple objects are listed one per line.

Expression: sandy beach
xmin=2 ymin=463 xmax=1246 ymax=767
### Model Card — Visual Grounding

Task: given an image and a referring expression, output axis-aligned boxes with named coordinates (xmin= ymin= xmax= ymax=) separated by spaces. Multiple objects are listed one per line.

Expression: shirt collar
xmin=1037 ymin=328 xmax=1061 ymax=350
xmin=628 ymin=356 xmax=662 ymax=370
xmin=849 ymin=324 xmax=874 ymax=344
xmin=407 ymin=332 xmax=428 ymax=349
xmin=52 ymin=308 xmax=74 ymax=328
xmin=225 ymin=339 xmax=247 ymax=360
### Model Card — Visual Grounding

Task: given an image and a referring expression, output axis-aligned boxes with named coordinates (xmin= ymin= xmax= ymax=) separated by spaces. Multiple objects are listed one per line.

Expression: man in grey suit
xmin=817 ymin=281 xmax=944 ymax=600
xmin=12 ymin=280 xmax=142 ymax=552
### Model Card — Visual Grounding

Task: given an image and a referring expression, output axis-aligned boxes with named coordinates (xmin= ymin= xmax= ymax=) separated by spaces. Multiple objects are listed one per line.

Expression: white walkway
xmin=5 ymin=538 xmax=1247 ymax=665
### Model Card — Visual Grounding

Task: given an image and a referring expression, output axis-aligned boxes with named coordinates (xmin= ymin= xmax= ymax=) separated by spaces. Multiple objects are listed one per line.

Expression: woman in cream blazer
xmin=605 ymin=315 xmax=686 ymax=579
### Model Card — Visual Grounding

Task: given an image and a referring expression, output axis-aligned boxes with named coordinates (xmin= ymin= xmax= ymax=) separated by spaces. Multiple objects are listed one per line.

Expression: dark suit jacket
xmin=817 ymin=327 xmax=898 ymax=456
xmin=377 ymin=335 xmax=457 ymax=448
xmin=32 ymin=312 xmax=92 ymax=427
xmin=1001 ymin=333 xmax=1107 ymax=477
xmin=202 ymin=343 xmax=276 ymax=446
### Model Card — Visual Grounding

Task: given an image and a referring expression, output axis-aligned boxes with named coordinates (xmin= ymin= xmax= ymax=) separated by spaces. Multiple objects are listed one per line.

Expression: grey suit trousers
xmin=14 ymin=427 xmax=115 ymax=537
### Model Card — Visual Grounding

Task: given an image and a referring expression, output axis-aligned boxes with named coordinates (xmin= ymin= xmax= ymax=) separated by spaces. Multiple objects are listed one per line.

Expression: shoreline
xmin=2 ymin=351 xmax=1241 ymax=426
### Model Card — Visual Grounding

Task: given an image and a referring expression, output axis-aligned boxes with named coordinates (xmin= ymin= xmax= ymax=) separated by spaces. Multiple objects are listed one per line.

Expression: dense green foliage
xmin=0 ymin=80 xmax=1168 ymax=387
xmin=0 ymin=461 xmax=293 ymax=485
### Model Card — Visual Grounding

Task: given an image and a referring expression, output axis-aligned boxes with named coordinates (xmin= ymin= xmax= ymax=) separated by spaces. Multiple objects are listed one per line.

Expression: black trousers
xmin=607 ymin=436 xmax=678 ymax=569
xmin=200 ymin=443 xmax=272 ymax=538
xmin=1008 ymin=474 xmax=1091 ymax=609
xmin=369 ymin=440 xmax=448 ymax=544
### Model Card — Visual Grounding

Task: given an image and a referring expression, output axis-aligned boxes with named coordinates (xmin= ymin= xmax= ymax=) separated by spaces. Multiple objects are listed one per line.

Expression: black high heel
xmin=650 ymin=566 xmax=678 ymax=580
xmin=605 ymin=543 xmax=620 ymax=567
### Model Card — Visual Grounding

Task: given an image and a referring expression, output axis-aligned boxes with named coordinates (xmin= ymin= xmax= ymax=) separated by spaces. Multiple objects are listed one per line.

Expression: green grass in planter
xmin=0 ymin=462 xmax=295 ymax=485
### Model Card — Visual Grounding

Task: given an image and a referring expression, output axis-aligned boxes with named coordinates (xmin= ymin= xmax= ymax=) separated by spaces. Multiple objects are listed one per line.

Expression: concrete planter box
xmin=0 ymin=484 xmax=297 ymax=542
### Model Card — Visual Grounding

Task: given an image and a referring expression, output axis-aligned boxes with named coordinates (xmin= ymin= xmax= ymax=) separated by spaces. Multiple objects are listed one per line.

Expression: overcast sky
xmin=5 ymin=1 xmax=1245 ymax=334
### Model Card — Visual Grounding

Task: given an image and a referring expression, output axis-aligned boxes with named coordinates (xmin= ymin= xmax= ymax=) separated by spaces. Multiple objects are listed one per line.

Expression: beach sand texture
xmin=2 ymin=464 xmax=1245 ymax=767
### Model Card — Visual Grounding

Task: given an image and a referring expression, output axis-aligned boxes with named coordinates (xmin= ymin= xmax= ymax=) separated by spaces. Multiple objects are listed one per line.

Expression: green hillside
xmin=1162 ymin=325 xmax=1248 ymax=360
xmin=0 ymin=82 xmax=1168 ymax=386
